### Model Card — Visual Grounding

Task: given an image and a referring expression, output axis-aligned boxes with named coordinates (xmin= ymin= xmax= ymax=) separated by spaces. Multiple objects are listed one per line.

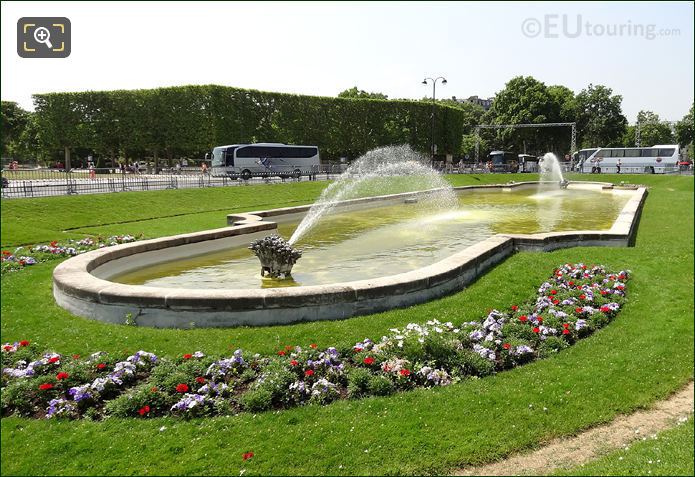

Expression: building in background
xmin=451 ymin=95 xmax=494 ymax=110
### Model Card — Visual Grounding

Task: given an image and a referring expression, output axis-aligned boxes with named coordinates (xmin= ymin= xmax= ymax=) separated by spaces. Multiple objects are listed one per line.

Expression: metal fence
xmin=0 ymin=165 xmax=347 ymax=199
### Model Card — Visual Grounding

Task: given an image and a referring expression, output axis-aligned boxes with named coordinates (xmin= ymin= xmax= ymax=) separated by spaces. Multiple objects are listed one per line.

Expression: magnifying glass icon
xmin=33 ymin=27 xmax=53 ymax=49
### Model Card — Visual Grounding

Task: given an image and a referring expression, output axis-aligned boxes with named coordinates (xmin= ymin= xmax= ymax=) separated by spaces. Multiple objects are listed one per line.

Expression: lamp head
xmin=442 ymin=78 xmax=448 ymax=84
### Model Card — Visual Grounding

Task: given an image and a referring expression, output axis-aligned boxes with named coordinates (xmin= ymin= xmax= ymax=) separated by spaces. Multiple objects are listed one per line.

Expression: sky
xmin=1 ymin=1 xmax=693 ymax=122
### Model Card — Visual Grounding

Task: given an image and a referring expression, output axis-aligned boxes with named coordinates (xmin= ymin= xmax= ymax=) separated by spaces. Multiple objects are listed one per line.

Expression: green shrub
xmin=452 ymin=350 xmax=496 ymax=377
xmin=367 ymin=375 xmax=395 ymax=396
xmin=537 ymin=336 xmax=570 ymax=358
xmin=240 ymin=387 xmax=274 ymax=412
xmin=347 ymin=367 xmax=371 ymax=398
xmin=104 ymin=383 xmax=172 ymax=418
xmin=1 ymin=379 xmax=38 ymax=417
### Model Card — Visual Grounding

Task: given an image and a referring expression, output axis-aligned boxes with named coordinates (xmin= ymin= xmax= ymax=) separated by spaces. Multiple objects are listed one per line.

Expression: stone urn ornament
xmin=249 ymin=235 xmax=302 ymax=279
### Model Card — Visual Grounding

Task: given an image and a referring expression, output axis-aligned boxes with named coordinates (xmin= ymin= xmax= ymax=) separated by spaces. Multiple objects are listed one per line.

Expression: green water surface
xmin=114 ymin=188 xmax=630 ymax=289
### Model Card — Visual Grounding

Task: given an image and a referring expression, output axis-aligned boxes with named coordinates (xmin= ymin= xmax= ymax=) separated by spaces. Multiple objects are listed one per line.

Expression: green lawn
xmin=554 ymin=417 xmax=694 ymax=476
xmin=1 ymin=173 xmax=693 ymax=475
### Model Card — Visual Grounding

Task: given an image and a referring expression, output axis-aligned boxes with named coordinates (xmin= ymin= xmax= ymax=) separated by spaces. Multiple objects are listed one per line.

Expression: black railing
xmin=0 ymin=167 xmax=342 ymax=199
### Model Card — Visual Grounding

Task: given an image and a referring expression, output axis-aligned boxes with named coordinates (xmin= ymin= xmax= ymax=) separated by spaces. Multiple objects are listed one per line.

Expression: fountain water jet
xmin=289 ymin=145 xmax=457 ymax=245
xmin=538 ymin=152 xmax=569 ymax=188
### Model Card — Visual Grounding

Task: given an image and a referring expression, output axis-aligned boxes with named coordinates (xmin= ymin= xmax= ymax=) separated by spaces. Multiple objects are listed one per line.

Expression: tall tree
xmin=338 ymin=87 xmax=388 ymax=100
xmin=574 ymin=84 xmax=627 ymax=148
xmin=634 ymin=110 xmax=674 ymax=146
xmin=1 ymin=101 xmax=29 ymax=156
xmin=484 ymin=76 xmax=565 ymax=155
xmin=675 ymin=103 xmax=693 ymax=147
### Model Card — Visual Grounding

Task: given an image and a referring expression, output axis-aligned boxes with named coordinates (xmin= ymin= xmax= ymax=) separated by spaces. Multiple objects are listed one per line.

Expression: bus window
xmin=612 ymin=149 xmax=624 ymax=157
xmin=624 ymin=149 xmax=640 ymax=157
xmin=657 ymin=148 xmax=675 ymax=157
xmin=641 ymin=149 xmax=658 ymax=157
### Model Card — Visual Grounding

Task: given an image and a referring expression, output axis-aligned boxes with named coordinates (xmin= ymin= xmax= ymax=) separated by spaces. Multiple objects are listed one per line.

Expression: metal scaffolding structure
xmin=474 ymin=122 xmax=577 ymax=162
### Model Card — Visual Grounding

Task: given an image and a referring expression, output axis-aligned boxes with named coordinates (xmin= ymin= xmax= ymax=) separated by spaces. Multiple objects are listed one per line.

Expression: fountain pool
xmin=52 ymin=180 xmax=647 ymax=328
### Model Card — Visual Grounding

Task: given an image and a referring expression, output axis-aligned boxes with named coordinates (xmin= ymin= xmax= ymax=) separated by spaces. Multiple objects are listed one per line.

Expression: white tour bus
xmin=577 ymin=145 xmax=680 ymax=174
xmin=210 ymin=143 xmax=320 ymax=179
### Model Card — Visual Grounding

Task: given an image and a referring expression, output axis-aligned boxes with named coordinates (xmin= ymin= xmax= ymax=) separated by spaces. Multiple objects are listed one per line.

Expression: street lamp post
xmin=422 ymin=76 xmax=447 ymax=166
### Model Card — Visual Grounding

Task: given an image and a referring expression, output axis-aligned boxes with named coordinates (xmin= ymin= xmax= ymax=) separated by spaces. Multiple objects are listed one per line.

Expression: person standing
xmin=616 ymin=158 xmax=622 ymax=174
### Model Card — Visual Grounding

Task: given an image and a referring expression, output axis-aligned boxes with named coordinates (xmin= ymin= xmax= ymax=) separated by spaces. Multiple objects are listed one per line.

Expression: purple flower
xmin=68 ymin=384 xmax=93 ymax=402
xmin=473 ymin=344 xmax=496 ymax=362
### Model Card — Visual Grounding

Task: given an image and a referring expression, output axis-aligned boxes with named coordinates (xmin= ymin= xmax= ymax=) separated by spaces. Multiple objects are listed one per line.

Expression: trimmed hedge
xmin=33 ymin=85 xmax=468 ymax=163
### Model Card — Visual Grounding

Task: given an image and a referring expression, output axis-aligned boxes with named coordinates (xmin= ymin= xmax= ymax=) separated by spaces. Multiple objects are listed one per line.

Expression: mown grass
xmin=1 ymin=173 xmax=693 ymax=475
xmin=554 ymin=417 xmax=694 ymax=476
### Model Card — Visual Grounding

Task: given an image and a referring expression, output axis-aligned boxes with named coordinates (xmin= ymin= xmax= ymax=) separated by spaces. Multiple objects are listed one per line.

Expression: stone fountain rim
xmin=52 ymin=180 xmax=648 ymax=328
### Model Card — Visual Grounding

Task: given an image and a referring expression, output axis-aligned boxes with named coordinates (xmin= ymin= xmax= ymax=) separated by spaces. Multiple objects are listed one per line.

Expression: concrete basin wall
xmin=52 ymin=182 xmax=647 ymax=328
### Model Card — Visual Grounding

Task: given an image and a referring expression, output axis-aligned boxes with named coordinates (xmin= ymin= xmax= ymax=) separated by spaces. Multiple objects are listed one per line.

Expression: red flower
xmin=537 ymin=317 xmax=543 ymax=323
xmin=552 ymin=299 xmax=559 ymax=305
xmin=550 ymin=290 xmax=557 ymax=295
xmin=353 ymin=346 xmax=363 ymax=352
xmin=600 ymin=305 xmax=610 ymax=313
xmin=502 ymin=343 xmax=511 ymax=350
xmin=519 ymin=315 xmax=528 ymax=322
xmin=617 ymin=285 xmax=625 ymax=291
xmin=399 ymin=369 xmax=411 ymax=377
xmin=176 ymin=383 xmax=189 ymax=393
xmin=150 ymin=387 xmax=158 ymax=393
xmin=97 ymin=363 xmax=107 ymax=370
xmin=290 ymin=360 xmax=299 ymax=366
xmin=242 ymin=452 xmax=254 ymax=461
xmin=568 ymin=281 xmax=574 ymax=286
xmin=511 ymin=305 xmax=518 ymax=311
xmin=3 ymin=345 xmax=12 ymax=351
xmin=277 ymin=350 xmax=286 ymax=356
xmin=562 ymin=329 xmax=570 ymax=335
xmin=575 ymin=307 xmax=583 ymax=314
xmin=56 ymin=372 xmax=69 ymax=380
xmin=19 ymin=340 xmax=30 ymax=347
xmin=363 ymin=356 xmax=375 ymax=365
xmin=579 ymin=294 xmax=586 ymax=300
xmin=304 ymin=369 xmax=314 ymax=377
xmin=310 ymin=343 xmax=317 ymax=349
xmin=195 ymin=376 xmax=206 ymax=384
xmin=284 ymin=345 xmax=293 ymax=351
xmin=39 ymin=383 xmax=54 ymax=391
xmin=48 ymin=356 xmax=60 ymax=364
xmin=183 ymin=353 xmax=193 ymax=360
xmin=532 ymin=327 xmax=540 ymax=333
xmin=562 ymin=323 xmax=569 ymax=329
xmin=50 ymin=241 xmax=58 ymax=247
xmin=138 ymin=405 xmax=151 ymax=416
xmin=72 ymin=354 xmax=80 ymax=359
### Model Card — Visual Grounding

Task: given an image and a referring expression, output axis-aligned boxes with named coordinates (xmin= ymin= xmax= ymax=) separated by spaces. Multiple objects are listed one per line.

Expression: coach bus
xmin=488 ymin=151 xmax=519 ymax=172
xmin=576 ymin=145 xmax=680 ymax=174
xmin=210 ymin=143 xmax=320 ymax=179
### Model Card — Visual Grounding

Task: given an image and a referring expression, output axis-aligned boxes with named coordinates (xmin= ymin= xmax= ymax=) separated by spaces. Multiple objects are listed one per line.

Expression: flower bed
xmin=1 ymin=235 xmax=142 ymax=273
xmin=1 ymin=263 xmax=629 ymax=420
